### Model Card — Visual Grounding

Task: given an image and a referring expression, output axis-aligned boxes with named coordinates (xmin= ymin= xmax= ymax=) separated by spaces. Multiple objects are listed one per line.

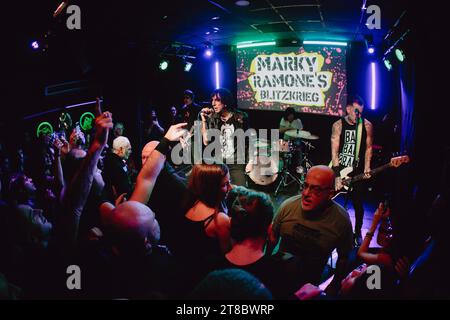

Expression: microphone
xmin=354 ymin=109 xmax=361 ymax=123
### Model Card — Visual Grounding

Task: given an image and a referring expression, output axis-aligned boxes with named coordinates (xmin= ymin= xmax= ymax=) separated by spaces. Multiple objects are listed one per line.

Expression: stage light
xmin=184 ymin=62 xmax=193 ymax=72
xmin=215 ymin=61 xmax=220 ymax=89
xmin=159 ymin=60 xmax=169 ymax=71
xmin=383 ymin=58 xmax=392 ymax=71
xmin=303 ymin=40 xmax=347 ymax=46
xmin=205 ymin=48 xmax=213 ymax=58
xmin=370 ymin=62 xmax=376 ymax=110
xmin=395 ymin=48 xmax=405 ymax=62
xmin=31 ymin=41 xmax=40 ymax=50
xmin=236 ymin=41 xmax=276 ymax=49
xmin=235 ymin=0 xmax=250 ymax=6
xmin=368 ymin=47 xmax=375 ymax=54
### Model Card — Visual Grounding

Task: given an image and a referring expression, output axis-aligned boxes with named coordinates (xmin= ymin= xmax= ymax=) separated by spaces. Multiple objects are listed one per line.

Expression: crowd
xmin=0 ymin=93 xmax=448 ymax=300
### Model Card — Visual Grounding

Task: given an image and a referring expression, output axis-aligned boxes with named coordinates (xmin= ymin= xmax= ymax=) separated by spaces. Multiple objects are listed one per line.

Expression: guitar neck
xmin=349 ymin=163 xmax=392 ymax=183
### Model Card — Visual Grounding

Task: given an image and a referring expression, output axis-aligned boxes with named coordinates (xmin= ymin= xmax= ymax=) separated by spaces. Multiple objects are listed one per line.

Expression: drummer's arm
xmin=279 ymin=126 xmax=291 ymax=134
xmin=331 ymin=120 xmax=342 ymax=167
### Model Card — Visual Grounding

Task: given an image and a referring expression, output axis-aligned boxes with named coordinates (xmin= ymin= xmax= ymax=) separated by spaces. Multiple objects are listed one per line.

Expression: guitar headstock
xmin=390 ymin=155 xmax=410 ymax=167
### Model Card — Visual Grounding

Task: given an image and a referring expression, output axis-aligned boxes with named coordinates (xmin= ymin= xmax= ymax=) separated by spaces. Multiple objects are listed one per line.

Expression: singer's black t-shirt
xmin=206 ymin=109 xmax=249 ymax=162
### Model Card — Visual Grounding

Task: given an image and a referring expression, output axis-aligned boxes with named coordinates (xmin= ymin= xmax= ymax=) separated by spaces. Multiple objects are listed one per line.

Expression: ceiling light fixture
xmin=235 ymin=1 xmax=250 ymax=7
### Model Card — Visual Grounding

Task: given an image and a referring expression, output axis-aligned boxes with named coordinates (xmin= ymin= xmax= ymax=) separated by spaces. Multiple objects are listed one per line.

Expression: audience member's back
xmin=189 ymin=269 xmax=273 ymax=300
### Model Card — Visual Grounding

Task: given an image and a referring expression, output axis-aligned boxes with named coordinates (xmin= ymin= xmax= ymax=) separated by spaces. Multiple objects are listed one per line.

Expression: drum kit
xmin=246 ymin=129 xmax=319 ymax=196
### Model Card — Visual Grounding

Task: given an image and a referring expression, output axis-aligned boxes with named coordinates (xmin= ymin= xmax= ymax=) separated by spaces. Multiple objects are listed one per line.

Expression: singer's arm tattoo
xmin=331 ymin=120 xmax=342 ymax=167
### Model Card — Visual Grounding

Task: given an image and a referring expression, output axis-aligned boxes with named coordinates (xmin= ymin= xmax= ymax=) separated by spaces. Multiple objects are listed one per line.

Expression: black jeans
xmin=349 ymin=180 xmax=366 ymax=234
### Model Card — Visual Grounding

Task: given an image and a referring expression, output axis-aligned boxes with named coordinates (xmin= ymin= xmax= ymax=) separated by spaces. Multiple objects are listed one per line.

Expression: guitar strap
xmin=354 ymin=118 xmax=363 ymax=169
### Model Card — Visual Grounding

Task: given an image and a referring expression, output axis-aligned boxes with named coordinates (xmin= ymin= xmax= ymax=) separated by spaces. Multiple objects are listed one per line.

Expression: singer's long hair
xmin=211 ymin=88 xmax=234 ymax=110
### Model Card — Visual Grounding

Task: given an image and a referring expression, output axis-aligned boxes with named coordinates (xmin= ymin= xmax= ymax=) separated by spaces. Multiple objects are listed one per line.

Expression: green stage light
xmin=303 ymin=40 xmax=347 ymax=46
xmin=184 ymin=62 xmax=193 ymax=72
xmin=236 ymin=41 xmax=276 ymax=49
xmin=395 ymin=48 xmax=405 ymax=62
xmin=383 ymin=58 xmax=392 ymax=71
xmin=159 ymin=60 xmax=169 ymax=71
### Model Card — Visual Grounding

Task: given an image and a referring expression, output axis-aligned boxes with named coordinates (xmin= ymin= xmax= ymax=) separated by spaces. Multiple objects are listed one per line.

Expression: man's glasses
xmin=303 ymin=182 xmax=332 ymax=196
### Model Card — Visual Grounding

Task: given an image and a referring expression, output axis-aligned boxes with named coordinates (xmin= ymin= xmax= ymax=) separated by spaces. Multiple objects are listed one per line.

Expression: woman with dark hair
xmin=206 ymin=186 xmax=299 ymax=299
xmin=176 ymin=164 xmax=232 ymax=257
xmin=200 ymin=88 xmax=249 ymax=186
xmin=168 ymin=164 xmax=232 ymax=296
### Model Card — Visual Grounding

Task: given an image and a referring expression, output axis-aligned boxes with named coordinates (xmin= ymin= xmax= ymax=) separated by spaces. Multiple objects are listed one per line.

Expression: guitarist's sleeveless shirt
xmin=338 ymin=118 xmax=367 ymax=174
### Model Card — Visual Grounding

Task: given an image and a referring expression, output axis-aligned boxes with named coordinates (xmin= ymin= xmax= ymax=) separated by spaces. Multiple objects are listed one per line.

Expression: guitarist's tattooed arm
xmin=331 ymin=120 xmax=342 ymax=168
xmin=364 ymin=119 xmax=374 ymax=178
xmin=331 ymin=120 xmax=342 ymax=190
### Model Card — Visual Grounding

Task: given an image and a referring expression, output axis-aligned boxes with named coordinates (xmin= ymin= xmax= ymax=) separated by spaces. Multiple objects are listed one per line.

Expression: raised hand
xmin=164 ymin=123 xmax=188 ymax=142
xmin=373 ymin=202 xmax=390 ymax=222
xmin=95 ymin=97 xmax=102 ymax=117
xmin=94 ymin=111 xmax=113 ymax=148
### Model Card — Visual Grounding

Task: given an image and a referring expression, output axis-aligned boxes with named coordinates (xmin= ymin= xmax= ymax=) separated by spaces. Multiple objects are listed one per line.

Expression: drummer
xmin=279 ymin=107 xmax=303 ymax=140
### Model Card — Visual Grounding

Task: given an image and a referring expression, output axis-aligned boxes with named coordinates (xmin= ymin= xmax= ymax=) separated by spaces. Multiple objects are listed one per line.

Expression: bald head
xmin=103 ymin=201 xmax=160 ymax=248
xmin=306 ymin=165 xmax=335 ymax=189
xmin=301 ymin=165 xmax=335 ymax=211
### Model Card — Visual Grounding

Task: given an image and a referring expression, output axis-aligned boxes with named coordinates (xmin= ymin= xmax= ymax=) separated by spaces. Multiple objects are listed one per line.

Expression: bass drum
xmin=245 ymin=155 xmax=283 ymax=188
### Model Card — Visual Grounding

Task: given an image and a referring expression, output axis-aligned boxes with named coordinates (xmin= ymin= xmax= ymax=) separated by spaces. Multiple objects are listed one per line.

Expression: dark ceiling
xmin=4 ymin=0 xmax=413 ymax=121
xmin=15 ymin=0 xmax=411 ymax=54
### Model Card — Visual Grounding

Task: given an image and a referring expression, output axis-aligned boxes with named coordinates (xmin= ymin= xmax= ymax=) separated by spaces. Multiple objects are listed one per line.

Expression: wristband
xmin=155 ymin=137 xmax=171 ymax=156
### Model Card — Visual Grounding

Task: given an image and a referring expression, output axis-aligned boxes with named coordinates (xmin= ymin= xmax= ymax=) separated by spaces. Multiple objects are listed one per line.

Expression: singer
xmin=331 ymin=95 xmax=373 ymax=246
xmin=200 ymin=88 xmax=249 ymax=186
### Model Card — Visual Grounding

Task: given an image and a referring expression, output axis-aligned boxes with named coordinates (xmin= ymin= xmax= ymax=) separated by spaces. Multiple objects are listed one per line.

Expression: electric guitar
xmin=333 ymin=155 xmax=410 ymax=199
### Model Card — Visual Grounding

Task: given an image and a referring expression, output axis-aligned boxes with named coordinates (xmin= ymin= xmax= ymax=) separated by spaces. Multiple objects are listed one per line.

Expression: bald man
xmin=271 ymin=165 xmax=353 ymax=295
xmin=101 ymin=201 xmax=161 ymax=255
xmin=87 ymin=201 xmax=176 ymax=298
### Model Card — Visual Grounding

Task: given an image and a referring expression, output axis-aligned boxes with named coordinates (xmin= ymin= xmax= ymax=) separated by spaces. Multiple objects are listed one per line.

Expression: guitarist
xmin=331 ymin=95 xmax=373 ymax=246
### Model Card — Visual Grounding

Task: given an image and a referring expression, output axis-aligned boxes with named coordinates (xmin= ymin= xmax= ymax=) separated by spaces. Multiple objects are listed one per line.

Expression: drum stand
xmin=274 ymin=154 xmax=303 ymax=196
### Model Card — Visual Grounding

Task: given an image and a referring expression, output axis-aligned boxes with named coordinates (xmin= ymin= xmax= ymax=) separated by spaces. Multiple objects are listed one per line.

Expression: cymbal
xmin=285 ymin=130 xmax=319 ymax=140
xmin=306 ymin=134 xmax=319 ymax=140
xmin=253 ymin=139 xmax=270 ymax=148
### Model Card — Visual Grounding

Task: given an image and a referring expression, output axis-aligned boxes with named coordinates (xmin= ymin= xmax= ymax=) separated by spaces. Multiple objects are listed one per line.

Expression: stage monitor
xmin=236 ymin=45 xmax=347 ymax=116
